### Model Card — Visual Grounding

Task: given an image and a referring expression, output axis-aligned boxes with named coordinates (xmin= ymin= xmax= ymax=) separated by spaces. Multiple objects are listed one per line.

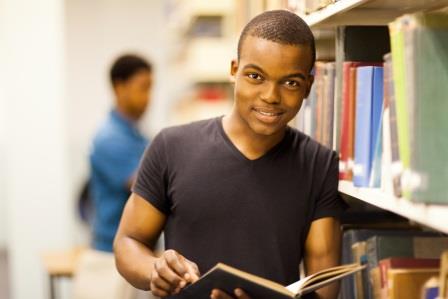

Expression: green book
xmin=388 ymin=18 xmax=411 ymax=198
xmin=407 ymin=13 xmax=448 ymax=204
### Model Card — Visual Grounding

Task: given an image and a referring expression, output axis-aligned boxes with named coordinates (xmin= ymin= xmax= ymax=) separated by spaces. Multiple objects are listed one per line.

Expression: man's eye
xmin=284 ymin=80 xmax=300 ymax=88
xmin=247 ymin=73 xmax=263 ymax=80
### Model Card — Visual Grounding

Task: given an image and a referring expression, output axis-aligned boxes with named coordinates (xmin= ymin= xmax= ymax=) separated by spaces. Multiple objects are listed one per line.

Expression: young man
xmin=91 ymin=54 xmax=152 ymax=253
xmin=73 ymin=54 xmax=152 ymax=299
xmin=114 ymin=10 xmax=346 ymax=299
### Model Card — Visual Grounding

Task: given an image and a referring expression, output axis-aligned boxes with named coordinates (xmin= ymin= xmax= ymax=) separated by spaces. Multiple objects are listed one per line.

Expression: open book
xmin=171 ymin=262 xmax=366 ymax=298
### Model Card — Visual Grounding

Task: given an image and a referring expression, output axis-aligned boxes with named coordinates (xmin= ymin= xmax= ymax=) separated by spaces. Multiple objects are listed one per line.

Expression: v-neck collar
xmin=215 ymin=116 xmax=290 ymax=163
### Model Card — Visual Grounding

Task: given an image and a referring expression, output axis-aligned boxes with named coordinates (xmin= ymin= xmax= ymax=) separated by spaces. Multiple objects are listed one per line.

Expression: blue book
xmin=369 ymin=68 xmax=385 ymax=188
xmin=353 ymin=66 xmax=384 ymax=187
xmin=424 ymin=287 xmax=439 ymax=299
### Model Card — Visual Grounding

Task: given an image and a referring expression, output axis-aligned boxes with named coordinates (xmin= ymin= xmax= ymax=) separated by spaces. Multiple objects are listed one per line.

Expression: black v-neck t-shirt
xmin=133 ymin=117 xmax=345 ymax=285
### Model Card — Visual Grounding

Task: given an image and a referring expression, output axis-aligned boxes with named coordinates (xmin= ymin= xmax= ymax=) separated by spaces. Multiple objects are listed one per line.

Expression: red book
xmin=339 ymin=61 xmax=382 ymax=180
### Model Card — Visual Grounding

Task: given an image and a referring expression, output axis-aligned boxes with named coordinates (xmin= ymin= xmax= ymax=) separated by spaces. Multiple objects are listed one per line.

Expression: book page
xmin=286 ymin=264 xmax=364 ymax=294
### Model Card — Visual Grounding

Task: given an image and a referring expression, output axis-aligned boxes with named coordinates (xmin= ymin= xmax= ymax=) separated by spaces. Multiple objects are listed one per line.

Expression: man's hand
xmin=149 ymin=249 xmax=200 ymax=297
xmin=210 ymin=288 xmax=252 ymax=299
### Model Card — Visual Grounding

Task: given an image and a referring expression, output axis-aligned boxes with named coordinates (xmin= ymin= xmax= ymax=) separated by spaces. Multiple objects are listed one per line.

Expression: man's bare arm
xmin=303 ymin=217 xmax=342 ymax=299
xmin=114 ymin=193 xmax=199 ymax=297
xmin=114 ymin=193 xmax=165 ymax=289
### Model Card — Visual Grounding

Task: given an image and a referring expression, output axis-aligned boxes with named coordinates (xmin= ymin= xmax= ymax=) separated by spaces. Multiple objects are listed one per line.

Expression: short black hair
xmin=237 ymin=10 xmax=316 ymax=71
xmin=110 ymin=54 xmax=152 ymax=86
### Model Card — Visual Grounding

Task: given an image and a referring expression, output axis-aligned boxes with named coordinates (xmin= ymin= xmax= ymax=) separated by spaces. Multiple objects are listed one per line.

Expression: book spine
xmin=389 ymin=19 xmax=411 ymax=197
xmin=386 ymin=56 xmax=402 ymax=198
xmin=353 ymin=66 xmax=374 ymax=187
xmin=338 ymin=62 xmax=354 ymax=180
xmin=369 ymin=67 xmax=384 ymax=188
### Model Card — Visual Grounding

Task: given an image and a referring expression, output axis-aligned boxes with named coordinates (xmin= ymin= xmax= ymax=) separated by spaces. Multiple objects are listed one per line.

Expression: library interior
xmin=1 ymin=1 xmax=448 ymax=299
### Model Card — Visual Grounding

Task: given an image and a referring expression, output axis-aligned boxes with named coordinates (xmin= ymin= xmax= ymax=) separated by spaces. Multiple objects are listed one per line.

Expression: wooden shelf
xmin=339 ymin=181 xmax=448 ymax=234
xmin=302 ymin=0 xmax=448 ymax=28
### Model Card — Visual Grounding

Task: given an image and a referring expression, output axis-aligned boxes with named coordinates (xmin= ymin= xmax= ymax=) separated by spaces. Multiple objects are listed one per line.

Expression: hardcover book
xmin=171 ymin=263 xmax=365 ymax=299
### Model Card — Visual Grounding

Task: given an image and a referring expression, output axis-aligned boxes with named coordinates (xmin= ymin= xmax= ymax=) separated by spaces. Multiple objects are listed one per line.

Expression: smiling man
xmin=114 ymin=10 xmax=346 ymax=299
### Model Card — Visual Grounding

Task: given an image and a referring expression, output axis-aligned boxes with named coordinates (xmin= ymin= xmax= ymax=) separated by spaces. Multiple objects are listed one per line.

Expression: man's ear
xmin=229 ymin=59 xmax=238 ymax=83
xmin=114 ymin=81 xmax=129 ymax=102
xmin=304 ymin=75 xmax=314 ymax=99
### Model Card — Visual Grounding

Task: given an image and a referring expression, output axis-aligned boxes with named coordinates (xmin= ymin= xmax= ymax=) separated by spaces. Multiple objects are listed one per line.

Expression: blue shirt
xmin=90 ymin=110 xmax=149 ymax=252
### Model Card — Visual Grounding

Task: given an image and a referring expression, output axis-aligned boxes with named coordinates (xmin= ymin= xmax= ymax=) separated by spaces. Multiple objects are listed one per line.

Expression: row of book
xmin=295 ymin=12 xmax=448 ymax=204
xmin=339 ymin=228 xmax=448 ymax=299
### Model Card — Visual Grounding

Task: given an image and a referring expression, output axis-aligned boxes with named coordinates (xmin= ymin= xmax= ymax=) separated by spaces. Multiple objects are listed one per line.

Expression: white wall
xmin=65 ymin=0 xmax=171 ymax=226
xmin=0 ymin=56 xmax=6 ymax=249
xmin=0 ymin=0 xmax=7 ymax=248
xmin=1 ymin=1 xmax=73 ymax=299
xmin=0 ymin=1 xmax=171 ymax=298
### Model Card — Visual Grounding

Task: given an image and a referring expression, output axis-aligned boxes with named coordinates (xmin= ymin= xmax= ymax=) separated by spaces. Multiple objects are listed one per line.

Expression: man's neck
xmin=115 ymin=106 xmax=139 ymax=123
xmin=222 ymin=113 xmax=286 ymax=160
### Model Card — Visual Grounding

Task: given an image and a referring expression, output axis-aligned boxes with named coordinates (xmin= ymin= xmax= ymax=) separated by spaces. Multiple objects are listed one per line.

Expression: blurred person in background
xmin=73 ymin=54 xmax=152 ymax=299
xmin=115 ymin=10 xmax=346 ymax=299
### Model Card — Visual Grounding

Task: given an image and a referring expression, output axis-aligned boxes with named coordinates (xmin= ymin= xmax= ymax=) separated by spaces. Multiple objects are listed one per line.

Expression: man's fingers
xmin=150 ymin=281 xmax=169 ymax=298
xmin=234 ymin=288 xmax=252 ymax=299
xmin=165 ymin=249 xmax=200 ymax=284
xmin=210 ymin=289 xmax=234 ymax=299
xmin=164 ymin=250 xmax=189 ymax=278
xmin=154 ymin=258 xmax=185 ymax=288
xmin=185 ymin=260 xmax=200 ymax=283
xmin=150 ymin=270 xmax=171 ymax=292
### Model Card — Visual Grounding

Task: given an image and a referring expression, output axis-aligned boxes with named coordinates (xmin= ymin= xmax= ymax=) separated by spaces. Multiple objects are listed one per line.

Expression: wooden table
xmin=41 ymin=248 xmax=85 ymax=299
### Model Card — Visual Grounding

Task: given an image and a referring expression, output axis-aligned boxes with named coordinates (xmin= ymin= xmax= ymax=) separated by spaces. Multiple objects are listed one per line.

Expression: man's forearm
xmin=114 ymin=235 xmax=158 ymax=290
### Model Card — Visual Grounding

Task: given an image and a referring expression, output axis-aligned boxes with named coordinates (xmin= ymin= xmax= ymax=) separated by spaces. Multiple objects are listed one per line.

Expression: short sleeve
xmin=91 ymin=136 xmax=142 ymax=189
xmin=312 ymin=151 xmax=348 ymax=221
xmin=132 ymin=131 xmax=170 ymax=214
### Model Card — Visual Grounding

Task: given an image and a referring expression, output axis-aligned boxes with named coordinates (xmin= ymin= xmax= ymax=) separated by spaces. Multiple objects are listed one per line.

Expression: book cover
xmin=378 ymin=257 xmax=440 ymax=292
xmin=338 ymin=62 xmax=356 ymax=180
xmin=353 ymin=66 xmax=384 ymax=187
xmin=387 ymin=269 xmax=439 ymax=299
xmin=439 ymin=250 xmax=448 ymax=299
xmin=322 ymin=62 xmax=335 ymax=149
xmin=382 ymin=53 xmax=402 ymax=197
xmin=314 ymin=62 xmax=326 ymax=143
xmin=369 ymin=66 xmax=385 ymax=188
xmin=352 ymin=65 xmax=373 ymax=187
xmin=369 ymin=267 xmax=381 ymax=299
xmin=170 ymin=263 xmax=365 ymax=299
xmin=406 ymin=13 xmax=448 ymax=203
xmin=389 ymin=18 xmax=411 ymax=197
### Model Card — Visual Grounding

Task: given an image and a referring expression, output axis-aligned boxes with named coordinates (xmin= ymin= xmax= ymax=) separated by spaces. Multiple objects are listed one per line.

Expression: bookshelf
xmin=186 ymin=38 xmax=234 ymax=83
xmin=301 ymin=0 xmax=448 ymax=28
xmin=166 ymin=0 xmax=235 ymax=125
xmin=339 ymin=181 xmax=448 ymax=234
xmin=291 ymin=0 xmax=448 ymax=234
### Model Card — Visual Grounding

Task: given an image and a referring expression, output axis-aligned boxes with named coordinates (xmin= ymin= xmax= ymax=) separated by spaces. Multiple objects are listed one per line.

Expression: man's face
xmin=116 ymin=69 xmax=152 ymax=119
xmin=231 ymin=35 xmax=314 ymax=137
